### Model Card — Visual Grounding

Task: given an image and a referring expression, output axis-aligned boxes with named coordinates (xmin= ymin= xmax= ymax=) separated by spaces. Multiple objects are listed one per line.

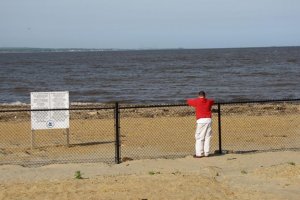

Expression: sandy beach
xmin=0 ymin=103 xmax=299 ymax=199
xmin=0 ymin=151 xmax=299 ymax=200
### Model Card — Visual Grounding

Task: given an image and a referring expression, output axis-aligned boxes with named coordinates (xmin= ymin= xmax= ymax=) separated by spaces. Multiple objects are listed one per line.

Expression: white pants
xmin=195 ymin=122 xmax=212 ymax=156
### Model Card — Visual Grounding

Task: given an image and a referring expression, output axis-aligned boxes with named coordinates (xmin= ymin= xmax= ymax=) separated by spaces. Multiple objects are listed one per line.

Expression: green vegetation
xmin=74 ymin=171 xmax=83 ymax=179
xmin=287 ymin=162 xmax=296 ymax=166
xmin=148 ymin=171 xmax=160 ymax=175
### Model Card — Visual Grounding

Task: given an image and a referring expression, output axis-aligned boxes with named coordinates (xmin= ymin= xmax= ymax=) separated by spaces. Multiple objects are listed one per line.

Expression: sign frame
xmin=30 ymin=91 xmax=70 ymax=148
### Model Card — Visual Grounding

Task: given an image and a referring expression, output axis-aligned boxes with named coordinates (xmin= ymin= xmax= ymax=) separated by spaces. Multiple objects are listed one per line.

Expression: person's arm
xmin=187 ymin=98 xmax=197 ymax=107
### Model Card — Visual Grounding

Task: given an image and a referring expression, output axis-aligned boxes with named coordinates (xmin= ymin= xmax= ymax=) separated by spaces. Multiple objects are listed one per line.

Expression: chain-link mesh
xmin=220 ymin=101 xmax=300 ymax=153
xmin=119 ymin=105 xmax=219 ymax=161
xmin=0 ymin=106 xmax=115 ymax=166
xmin=1 ymin=100 xmax=299 ymax=166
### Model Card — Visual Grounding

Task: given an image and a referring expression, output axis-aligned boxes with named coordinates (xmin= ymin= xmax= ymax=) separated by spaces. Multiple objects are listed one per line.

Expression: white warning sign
xmin=31 ymin=91 xmax=69 ymax=130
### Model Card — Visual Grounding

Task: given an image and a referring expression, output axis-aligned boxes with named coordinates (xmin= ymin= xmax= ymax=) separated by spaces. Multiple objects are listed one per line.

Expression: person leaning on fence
xmin=187 ymin=91 xmax=214 ymax=158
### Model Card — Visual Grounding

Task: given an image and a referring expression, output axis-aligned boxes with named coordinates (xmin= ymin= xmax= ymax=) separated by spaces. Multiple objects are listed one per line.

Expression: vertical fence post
xmin=66 ymin=128 xmax=70 ymax=147
xmin=31 ymin=130 xmax=35 ymax=149
xmin=114 ymin=102 xmax=121 ymax=164
xmin=217 ymin=103 xmax=222 ymax=154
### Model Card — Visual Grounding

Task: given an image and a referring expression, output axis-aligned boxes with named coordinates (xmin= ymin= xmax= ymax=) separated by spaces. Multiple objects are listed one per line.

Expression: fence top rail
xmin=216 ymin=98 xmax=300 ymax=105
xmin=120 ymin=98 xmax=300 ymax=109
xmin=119 ymin=103 xmax=187 ymax=109
xmin=0 ymin=98 xmax=299 ymax=112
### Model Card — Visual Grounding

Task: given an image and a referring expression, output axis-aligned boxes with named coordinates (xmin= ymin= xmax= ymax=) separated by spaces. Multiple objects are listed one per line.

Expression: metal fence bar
xmin=120 ymin=103 xmax=187 ymax=109
xmin=217 ymin=103 xmax=222 ymax=154
xmin=114 ymin=102 xmax=121 ymax=164
xmin=217 ymin=98 xmax=300 ymax=105
xmin=2 ymin=98 xmax=299 ymax=112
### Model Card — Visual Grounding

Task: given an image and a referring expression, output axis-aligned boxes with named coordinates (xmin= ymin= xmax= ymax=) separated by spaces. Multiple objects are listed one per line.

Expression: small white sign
xmin=31 ymin=91 xmax=69 ymax=130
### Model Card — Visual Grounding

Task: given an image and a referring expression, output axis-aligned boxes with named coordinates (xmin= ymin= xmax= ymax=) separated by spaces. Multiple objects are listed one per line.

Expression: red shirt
xmin=187 ymin=97 xmax=214 ymax=119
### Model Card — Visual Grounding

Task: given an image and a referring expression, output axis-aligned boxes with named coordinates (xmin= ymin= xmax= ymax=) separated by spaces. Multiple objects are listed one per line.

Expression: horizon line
xmin=1 ymin=45 xmax=300 ymax=51
xmin=0 ymin=45 xmax=300 ymax=50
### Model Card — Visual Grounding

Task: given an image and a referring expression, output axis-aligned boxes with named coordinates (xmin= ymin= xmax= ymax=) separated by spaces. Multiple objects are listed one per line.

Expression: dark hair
xmin=198 ymin=91 xmax=206 ymax=97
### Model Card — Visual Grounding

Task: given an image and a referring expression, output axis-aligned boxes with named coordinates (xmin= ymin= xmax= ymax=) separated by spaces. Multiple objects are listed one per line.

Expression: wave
xmin=0 ymin=101 xmax=111 ymax=107
xmin=0 ymin=101 xmax=28 ymax=106
xmin=0 ymin=48 xmax=125 ymax=54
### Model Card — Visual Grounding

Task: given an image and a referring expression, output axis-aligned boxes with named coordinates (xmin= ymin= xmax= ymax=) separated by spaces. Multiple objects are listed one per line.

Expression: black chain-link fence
xmin=0 ymin=105 xmax=115 ymax=166
xmin=0 ymin=99 xmax=299 ymax=166
xmin=219 ymin=100 xmax=300 ymax=153
xmin=119 ymin=104 xmax=219 ymax=161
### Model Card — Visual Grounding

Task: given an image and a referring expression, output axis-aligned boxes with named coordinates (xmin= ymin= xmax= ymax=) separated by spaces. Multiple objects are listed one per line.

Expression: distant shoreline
xmin=1 ymin=46 xmax=300 ymax=54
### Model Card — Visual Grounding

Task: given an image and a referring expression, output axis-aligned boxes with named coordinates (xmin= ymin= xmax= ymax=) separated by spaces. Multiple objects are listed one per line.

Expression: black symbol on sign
xmin=47 ymin=120 xmax=55 ymax=128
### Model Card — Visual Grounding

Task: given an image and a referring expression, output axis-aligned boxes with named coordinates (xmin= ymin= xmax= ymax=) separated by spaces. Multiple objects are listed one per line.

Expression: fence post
xmin=66 ymin=128 xmax=70 ymax=147
xmin=217 ymin=103 xmax=222 ymax=154
xmin=31 ymin=130 xmax=35 ymax=149
xmin=114 ymin=102 xmax=121 ymax=164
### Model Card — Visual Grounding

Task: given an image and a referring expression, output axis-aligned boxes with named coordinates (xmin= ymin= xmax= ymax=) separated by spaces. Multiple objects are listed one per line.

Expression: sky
xmin=0 ymin=0 xmax=300 ymax=49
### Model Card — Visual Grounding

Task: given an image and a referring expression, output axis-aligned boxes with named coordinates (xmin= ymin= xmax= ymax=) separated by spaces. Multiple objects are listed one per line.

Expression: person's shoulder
xmin=208 ymin=99 xmax=214 ymax=103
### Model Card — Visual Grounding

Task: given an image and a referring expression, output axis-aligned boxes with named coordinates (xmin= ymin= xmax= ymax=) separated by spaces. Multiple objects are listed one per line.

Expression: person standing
xmin=187 ymin=91 xmax=214 ymax=158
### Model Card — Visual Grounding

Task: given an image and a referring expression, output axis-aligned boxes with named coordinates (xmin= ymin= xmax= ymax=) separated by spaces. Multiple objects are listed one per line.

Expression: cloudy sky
xmin=0 ymin=0 xmax=299 ymax=49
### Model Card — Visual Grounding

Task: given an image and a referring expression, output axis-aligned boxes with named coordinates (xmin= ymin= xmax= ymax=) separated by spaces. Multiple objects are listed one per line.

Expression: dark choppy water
xmin=0 ymin=47 xmax=299 ymax=104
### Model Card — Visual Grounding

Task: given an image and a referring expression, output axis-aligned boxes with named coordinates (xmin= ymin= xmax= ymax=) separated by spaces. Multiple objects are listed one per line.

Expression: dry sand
xmin=0 ymin=151 xmax=299 ymax=200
